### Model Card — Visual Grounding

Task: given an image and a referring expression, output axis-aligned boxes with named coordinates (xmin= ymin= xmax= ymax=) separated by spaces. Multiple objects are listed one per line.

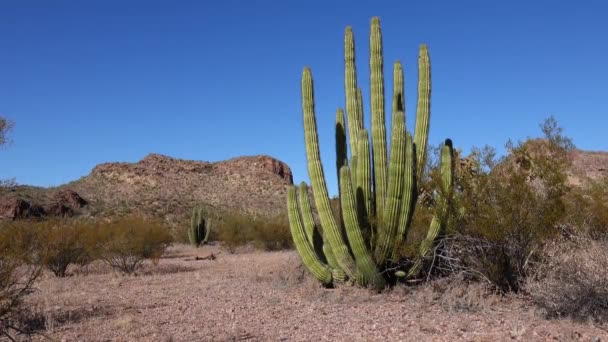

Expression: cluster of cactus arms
xmin=287 ymin=17 xmax=455 ymax=288
xmin=189 ymin=207 xmax=211 ymax=247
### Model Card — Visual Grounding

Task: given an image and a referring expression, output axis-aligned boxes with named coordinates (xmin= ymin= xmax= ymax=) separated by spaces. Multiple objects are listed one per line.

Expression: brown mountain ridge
xmin=0 ymin=154 xmax=293 ymax=222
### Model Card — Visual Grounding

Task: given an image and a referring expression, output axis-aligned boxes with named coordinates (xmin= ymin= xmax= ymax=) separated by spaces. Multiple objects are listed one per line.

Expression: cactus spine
xmin=288 ymin=17 xmax=454 ymax=288
xmin=189 ymin=207 xmax=211 ymax=247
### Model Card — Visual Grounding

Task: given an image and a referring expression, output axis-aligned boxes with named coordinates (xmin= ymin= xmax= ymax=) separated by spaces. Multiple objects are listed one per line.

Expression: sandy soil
xmin=23 ymin=244 xmax=607 ymax=342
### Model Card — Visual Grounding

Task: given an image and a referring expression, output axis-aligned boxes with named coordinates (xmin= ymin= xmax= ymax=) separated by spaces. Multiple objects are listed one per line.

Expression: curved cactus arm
xmin=408 ymin=140 xmax=454 ymax=278
xmin=302 ymin=67 xmax=357 ymax=279
xmin=414 ymin=44 xmax=431 ymax=185
xmin=370 ymin=17 xmax=388 ymax=225
xmin=375 ymin=110 xmax=407 ymax=265
xmin=299 ymin=182 xmax=347 ymax=282
xmin=298 ymin=182 xmax=317 ymax=247
xmin=339 ymin=166 xmax=385 ymax=289
xmin=336 ymin=108 xmax=348 ymax=197
xmin=393 ymin=133 xmax=417 ymax=259
xmin=287 ymin=187 xmax=333 ymax=285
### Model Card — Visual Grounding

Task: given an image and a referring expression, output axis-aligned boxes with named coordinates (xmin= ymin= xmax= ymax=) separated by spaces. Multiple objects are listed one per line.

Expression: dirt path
xmin=26 ymin=245 xmax=607 ymax=341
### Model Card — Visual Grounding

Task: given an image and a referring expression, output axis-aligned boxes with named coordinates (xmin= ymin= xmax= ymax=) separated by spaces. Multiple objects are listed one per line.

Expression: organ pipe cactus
xmin=287 ymin=17 xmax=455 ymax=288
xmin=189 ymin=207 xmax=211 ymax=247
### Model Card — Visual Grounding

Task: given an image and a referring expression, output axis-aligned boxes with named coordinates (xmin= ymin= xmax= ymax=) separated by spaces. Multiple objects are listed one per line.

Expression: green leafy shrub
xmin=216 ymin=212 xmax=292 ymax=252
xmin=444 ymin=117 xmax=573 ymax=291
xmin=565 ymin=177 xmax=608 ymax=239
xmin=94 ymin=216 xmax=173 ymax=274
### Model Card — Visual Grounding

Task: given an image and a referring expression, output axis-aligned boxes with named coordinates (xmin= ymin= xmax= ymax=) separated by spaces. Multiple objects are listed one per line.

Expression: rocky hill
xmin=0 ymin=154 xmax=293 ymax=223
xmin=568 ymin=149 xmax=608 ymax=186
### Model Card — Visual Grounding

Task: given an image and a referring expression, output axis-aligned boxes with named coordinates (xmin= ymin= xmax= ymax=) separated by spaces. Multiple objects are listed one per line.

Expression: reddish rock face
xmin=253 ymin=156 xmax=293 ymax=184
xmin=48 ymin=189 xmax=87 ymax=217
xmin=0 ymin=198 xmax=45 ymax=220
xmin=54 ymin=189 xmax=87 ymax=209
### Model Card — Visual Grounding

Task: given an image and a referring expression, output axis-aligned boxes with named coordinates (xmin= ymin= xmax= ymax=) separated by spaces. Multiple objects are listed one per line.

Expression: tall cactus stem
xmin=414 ymin=44 xmax=431 ymax=185
xmin=339 ymin=166 xmax=385 ymax=288
xmin=302 ymin=67 xmax=357 ymax=279
xmin=336 ymin=108 xmax=348 ymax=197
xmin=344 ymin=26 xmax=361 ymax=155
xmin=374 ymin=111 xmax=407 ymax=264
xmin=370 ymin=17 xmax=388 ymax=226
xmin=408 ymin=140 xmax=454 ymax=278
xmin=393 ymin=133 xmax=417 ymax=259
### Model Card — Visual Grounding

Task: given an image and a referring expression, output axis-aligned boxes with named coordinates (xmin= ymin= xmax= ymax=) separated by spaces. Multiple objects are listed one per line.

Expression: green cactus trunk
xmin=189 ymin=207 xmax=210 ymax=247
xmin=370 ymin=17 xmax=388 ymax=227
xmin=289 ymin=17 xmax=453 ymax=288
xmin=302 ymin=68 xmax=358 ymax=280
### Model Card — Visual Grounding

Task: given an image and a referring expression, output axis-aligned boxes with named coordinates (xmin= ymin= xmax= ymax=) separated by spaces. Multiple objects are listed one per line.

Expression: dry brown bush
xmin=0 ymin=223 xmax=42 ymax=340
xmin=215 ymin=212 xmax=292 ymax=252
xmin=526 ymin=236 xmax=608 ymax=322
xmin=94 ymin=216 xmax=173 ymax=274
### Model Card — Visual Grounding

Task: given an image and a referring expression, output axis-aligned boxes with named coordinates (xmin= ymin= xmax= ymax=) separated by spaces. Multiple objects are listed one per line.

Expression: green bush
xmin=441 ymin=117 xmax=573 ymax=291
xmin=215 ymin=212 xmax=292 ymax=252
xmin=94 ymin=216 xmax=173 ymax=274
xmin=565 ymin=177 xmax=608 ymax=239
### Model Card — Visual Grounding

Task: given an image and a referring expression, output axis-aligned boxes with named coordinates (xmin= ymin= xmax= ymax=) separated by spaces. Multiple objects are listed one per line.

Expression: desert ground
xmin=23 ymin=244 xmax=607 ymax=342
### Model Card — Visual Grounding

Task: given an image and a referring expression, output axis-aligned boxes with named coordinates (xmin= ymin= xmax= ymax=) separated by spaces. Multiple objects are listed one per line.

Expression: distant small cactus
xmin=189 ymin=206 xmax=211 ymax=247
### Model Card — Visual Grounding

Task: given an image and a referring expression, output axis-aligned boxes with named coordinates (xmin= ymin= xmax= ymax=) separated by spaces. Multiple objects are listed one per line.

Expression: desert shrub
xmin=36 ymin=219 xmax=94 ymax=277
xmin=94 ymin=216 xmax=173 ymax=274
xmin=565 ymin=176 xmax=608 ymax=239
xmin=0 ymin=222 xmax=42 ymax=340
xmin=440 ymin=117 xmax=573 ymax=291
xmin=526 ymin=236 xmax=608 ymax=322
xmin=216 ymin=212 xmax=292 ymax=252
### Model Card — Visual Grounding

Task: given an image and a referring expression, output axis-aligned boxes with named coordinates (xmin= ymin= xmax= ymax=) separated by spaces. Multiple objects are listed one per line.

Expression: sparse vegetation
xmin=94 ymin=216 xmax=173 ymax=274
xmin=526 ymin=235 xmax=608 ymax=322
xmin=216 ymin=211 xmax=292 ymax=252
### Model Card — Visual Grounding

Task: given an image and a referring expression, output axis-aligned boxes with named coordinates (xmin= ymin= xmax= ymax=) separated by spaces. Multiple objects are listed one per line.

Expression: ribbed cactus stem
xmin=356 ymin=130 xmax=373 ymax=225
xmin=287 ymin=187 xmax=333 ymax=285
xmin=393 ymin=133 xmax=416 ymax=259
xmin=189 ymin=207 xmax=208 ymax=247
xmin=408 ymin=140 xmax=454 ymax=278
xmin=375 ymin=110 xmax=407 ymax=264
xmin=298 ymin=182 xmax=346 ymax=281
xmin=302 ymin=68 xmax=357 ymax=279
xmin=336 ymin=108 xmax=348 ymax=197
xmin=392 ymin=61 xmax=404 ymax=122
xmin=203 ymin=218 xmax=211 ymax=244
xmin=344 ymin=26 xmax=361 ymax=155
xmin=298 ymin=182 xmax=317 ymax=246
xmin=339 ymin=166 xmax=385 ymax=288
xmin=414 ymin=44 xmax=431 ymax=185
xmin=370 ymin=17 xmax=388 ymax=225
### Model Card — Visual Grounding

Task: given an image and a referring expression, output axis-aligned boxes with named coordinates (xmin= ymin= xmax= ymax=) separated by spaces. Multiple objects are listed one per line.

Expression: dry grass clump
xmin=526 ymin=236 xmax=608 ymax=322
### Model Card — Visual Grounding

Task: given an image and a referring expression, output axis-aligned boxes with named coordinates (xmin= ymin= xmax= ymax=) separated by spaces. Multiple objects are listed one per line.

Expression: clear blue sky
xmin=1 ymin=1 xmax=607 ymax=195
